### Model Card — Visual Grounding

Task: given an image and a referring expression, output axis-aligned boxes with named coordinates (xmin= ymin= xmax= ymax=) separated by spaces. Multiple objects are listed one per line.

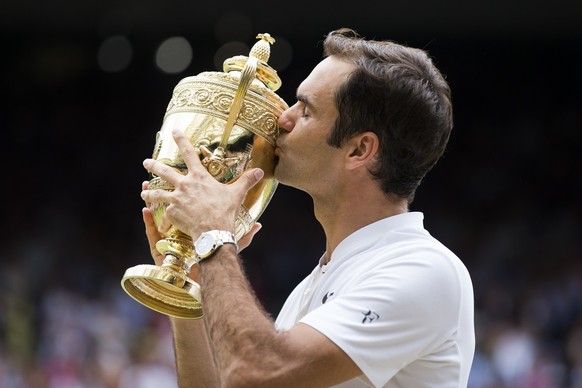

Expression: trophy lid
xmin=164 ymin=33 xmax=288 ymax=146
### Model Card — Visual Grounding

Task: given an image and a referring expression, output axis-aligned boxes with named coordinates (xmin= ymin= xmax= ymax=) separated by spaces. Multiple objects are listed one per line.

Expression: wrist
xmin=192 ymin=230 xmax=238 ymax=264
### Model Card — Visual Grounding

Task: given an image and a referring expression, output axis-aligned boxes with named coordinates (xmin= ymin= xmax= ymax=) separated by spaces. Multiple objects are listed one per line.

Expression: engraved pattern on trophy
xmin=166 ymin=76 xmax=282 ymax=145
xmin=121 ymin=33 xmax=288 ymax=319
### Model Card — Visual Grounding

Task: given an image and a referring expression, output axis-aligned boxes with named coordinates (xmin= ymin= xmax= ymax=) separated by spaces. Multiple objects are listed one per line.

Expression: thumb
xmin=236 ymin=168 xmax=264 ymax=193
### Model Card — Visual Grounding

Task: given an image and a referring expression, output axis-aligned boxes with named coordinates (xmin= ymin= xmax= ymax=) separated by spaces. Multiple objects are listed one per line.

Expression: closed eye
xmin=296 ymin=94 xmax=311 ymax=118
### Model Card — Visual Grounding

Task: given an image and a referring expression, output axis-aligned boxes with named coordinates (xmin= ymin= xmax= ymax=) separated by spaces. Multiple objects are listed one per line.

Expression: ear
xmin=345 ymin=131 xmax=379 ymax=170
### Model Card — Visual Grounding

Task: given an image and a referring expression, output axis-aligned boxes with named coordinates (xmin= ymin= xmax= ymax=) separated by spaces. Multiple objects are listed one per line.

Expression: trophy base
xmin=121 ymin=264 xmax=203 ymax=319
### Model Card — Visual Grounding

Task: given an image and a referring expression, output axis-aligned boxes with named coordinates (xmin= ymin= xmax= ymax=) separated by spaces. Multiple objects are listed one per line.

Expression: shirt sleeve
xmin=299 ymin=249 xmax=464 ymax=388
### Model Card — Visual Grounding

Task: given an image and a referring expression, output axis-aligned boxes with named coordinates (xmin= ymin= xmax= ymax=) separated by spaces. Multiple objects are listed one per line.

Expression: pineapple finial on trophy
xmin=223 ymin=33 xmax=282 ymax=92
xmin=252 ymin=33 xmax=275 ymax=63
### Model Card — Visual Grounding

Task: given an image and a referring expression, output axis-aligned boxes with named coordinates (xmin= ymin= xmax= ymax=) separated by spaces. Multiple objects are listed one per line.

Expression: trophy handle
xmin=197 ymin=34 xmax=276 ymax=181
xmin=210 ymin=34 xmax=275 ymax=168
xmin=219 ymin=54 xmax=258 ymax=149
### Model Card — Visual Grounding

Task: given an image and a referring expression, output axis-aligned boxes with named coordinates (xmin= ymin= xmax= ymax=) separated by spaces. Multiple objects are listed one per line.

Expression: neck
xmin=312 ymin=190 xmax=408 ymax=264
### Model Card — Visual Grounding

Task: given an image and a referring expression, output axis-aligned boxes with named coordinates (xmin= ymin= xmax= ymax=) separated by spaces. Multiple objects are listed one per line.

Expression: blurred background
xmin=1 ymin=0 xmax=581 ymax=387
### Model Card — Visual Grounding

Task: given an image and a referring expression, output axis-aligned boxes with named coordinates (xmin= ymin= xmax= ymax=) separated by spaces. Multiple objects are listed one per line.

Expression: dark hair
xmin=323 ymin=28 xmax=453 ymax=203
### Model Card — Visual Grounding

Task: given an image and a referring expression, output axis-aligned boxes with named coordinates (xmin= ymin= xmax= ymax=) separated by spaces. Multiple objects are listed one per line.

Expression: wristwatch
xmin=193 ymin=230 xmax=238 ymax=263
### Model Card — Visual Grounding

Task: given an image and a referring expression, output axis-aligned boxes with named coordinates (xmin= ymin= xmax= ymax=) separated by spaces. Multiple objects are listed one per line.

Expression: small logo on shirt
xmin=322 ymin=291 xmax=335 ymax=304
xmin=362 ymin=310 xmax=380 ymax=324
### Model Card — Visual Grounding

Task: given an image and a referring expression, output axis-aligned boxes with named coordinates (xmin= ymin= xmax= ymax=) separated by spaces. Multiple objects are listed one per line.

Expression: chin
xmin=273 ymin=167 xmax=283 ymax=182
xmin=274 ymin=161 xmax=303 ymax=189
xmin=273 ymin=167 xmax=289 ymax=185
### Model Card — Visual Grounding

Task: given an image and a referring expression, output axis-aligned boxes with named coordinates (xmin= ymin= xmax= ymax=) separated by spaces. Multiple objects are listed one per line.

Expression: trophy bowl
xmin=121 ymin=34 xmax=288 ymax=319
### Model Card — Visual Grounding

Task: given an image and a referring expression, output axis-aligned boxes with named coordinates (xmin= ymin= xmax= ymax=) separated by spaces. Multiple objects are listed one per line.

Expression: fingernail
xmin=254 ymin=169 xmax=264 ymax=180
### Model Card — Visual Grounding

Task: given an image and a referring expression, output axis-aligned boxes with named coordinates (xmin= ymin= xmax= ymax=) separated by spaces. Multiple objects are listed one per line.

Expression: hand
xmin=142 ymin=180 xmax=260 ymax=266
xmin=141 ymin=181 xmax=165 ymax=266
xmin=141 ymin=128 xmax=264 ymax=241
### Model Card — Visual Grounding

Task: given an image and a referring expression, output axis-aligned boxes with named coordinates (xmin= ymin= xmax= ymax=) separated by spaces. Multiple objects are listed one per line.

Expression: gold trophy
xmin=121 ymin=33 xmax=288 ymax=319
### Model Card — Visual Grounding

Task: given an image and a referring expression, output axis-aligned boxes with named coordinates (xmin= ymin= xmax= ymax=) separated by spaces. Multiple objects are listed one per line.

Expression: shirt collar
xmin=321 ymin=212 xmax=425 ymax=267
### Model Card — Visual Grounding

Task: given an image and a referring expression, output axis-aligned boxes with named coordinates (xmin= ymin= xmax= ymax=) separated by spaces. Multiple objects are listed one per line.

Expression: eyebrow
xmin=296 ymin=93 xmax=315 ymax=112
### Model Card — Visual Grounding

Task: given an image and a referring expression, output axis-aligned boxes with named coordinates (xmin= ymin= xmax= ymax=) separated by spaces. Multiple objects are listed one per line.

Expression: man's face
xmin=274 ymin=56 xmax=355 ymax=197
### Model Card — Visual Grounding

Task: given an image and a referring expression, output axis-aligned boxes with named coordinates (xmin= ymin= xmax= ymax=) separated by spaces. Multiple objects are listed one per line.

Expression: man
xmin=141 ymin=28 xmax=475 ymax=387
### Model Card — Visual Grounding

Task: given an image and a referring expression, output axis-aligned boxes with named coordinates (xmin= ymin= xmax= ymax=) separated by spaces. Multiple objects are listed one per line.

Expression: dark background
xmin=1 ymin=1 xmax=581 ymax=386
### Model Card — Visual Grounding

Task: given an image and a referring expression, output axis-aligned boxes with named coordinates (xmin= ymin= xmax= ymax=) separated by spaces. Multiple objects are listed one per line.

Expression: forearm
xmin=198 ymin=245 xmax=283 ymax=385
xmin=170 ymin=316 xmax=220 ymax=387
xmin=186 ymin=247 xmax=361 ymax=388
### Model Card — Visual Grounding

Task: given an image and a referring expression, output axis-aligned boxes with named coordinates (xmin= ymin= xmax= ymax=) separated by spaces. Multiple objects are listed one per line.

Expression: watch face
xmin=196 ymin=233 xmax=214 ymax=256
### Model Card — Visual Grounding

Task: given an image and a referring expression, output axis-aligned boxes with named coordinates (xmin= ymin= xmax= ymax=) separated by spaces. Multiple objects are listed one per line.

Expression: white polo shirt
xmin=275 ymin=212 xmax=475 ymax=387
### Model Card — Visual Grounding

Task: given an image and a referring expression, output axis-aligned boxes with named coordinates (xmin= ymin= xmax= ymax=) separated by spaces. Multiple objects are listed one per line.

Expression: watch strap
xmin=193 ymin=230 xmax=238 ymax=265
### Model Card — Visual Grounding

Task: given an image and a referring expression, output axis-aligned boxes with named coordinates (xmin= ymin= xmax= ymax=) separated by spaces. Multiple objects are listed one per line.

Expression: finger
xmin=141 ymin=187 xmax=172 ymax=203
xmin=142 ymin=207 xmax=164 ymax=265
xmin=158 ymin=212 xmax=172 ymax=234
xmin=234 ymin=168 xmax=264 ymax=195
xmin=171 ymin=128 xmax=203 ymax=170
xmin=143 ymin=158 xmax=180 ymax=182
xmin=141 ymin=181 xmax=151 ymax=206
xmin=142 ymin=207 xmax=160 ymax=245
xmin=238 ymin=222 xmax=262 ymax=252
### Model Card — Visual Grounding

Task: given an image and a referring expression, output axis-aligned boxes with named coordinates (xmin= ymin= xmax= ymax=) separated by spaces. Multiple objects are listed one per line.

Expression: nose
xmin=277 ymin=108 xmax=293 ymax=133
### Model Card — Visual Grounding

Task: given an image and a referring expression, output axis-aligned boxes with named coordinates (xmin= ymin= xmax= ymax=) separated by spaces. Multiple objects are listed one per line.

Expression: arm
xmin=142 ymin=129 xmax=362 ymax=387
xmin=142 ymin=205 xmax=220 ymax=387
xmin=197 ymin=246 xmax=361 ymax=388
xmin=170 ymin=315 xmax=219 ymax=387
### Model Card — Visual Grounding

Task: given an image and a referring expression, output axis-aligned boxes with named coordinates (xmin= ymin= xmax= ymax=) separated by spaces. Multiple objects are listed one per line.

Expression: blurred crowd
xmin=1 ymin=199 xmax=581 ymax=387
